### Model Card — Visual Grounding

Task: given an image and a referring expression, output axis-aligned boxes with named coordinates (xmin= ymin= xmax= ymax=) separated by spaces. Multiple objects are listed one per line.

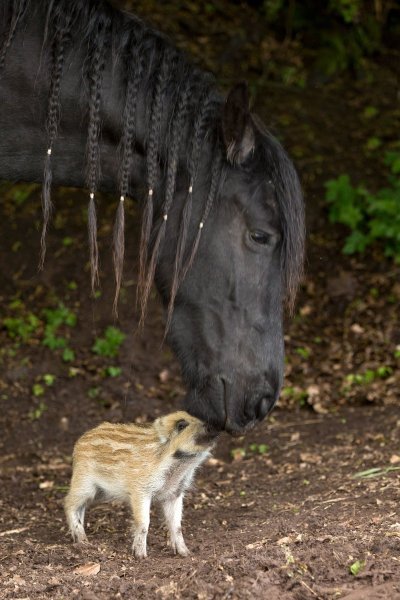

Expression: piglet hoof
xmin=172 ymin=541 xmax=190 ymax=557
xmin=74 ymin=536 xmax=90 ymax=546
xmin=72 ymin=533 xmax=90 ymax=546
xmin=132 ymin=545 xmax=147 ymax=559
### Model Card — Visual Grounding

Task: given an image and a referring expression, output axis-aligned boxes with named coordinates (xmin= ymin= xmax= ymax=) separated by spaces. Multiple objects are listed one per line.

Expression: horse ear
xmin=222 ymin=82 xmax=255 ymax=165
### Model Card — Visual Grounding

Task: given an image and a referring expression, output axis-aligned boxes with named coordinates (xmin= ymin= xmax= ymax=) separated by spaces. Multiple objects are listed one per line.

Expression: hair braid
xmin=39 ymin=9 xmax=73 ymax=269
xmin=181 ymin=144 xmax=224 ymax=281
xmin=112 ymin=30 xmax=146 ymax=316
xmin=164 ymin=85 xmax=219 ymax=332
xmin=0 ymin=0 xmax=29 ymax=70
xmin=85 ymin=13 xmax=109 ymax=292
xmin=137 ymin=43 xmax=179 ymax=324
xmin=142 ymin=71 xmax=197 ymax=329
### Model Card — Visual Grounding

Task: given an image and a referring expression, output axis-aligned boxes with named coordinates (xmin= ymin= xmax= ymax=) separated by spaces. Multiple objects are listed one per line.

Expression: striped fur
xmin=64 ymin=411 xmax=216 ymax=557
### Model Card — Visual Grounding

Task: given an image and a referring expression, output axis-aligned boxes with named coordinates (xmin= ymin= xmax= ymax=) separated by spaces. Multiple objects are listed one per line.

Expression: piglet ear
xmin=222 ymin=82 xmax=256 ymax=165
xmin=154 ymin=417 xmax=168 ymax=443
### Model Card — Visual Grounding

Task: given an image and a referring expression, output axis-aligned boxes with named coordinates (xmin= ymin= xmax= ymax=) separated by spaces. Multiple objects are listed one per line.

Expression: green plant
xmin=41 ymin=304 xmax=76 ymax=364
xmin=92 ymin=326 xmax=125 ymax=358
xmin=261 ymin=0 xmax=390 ymax=77
xmin=282 ymin=386 xmax=309 ymax=406
xmin=62 ymin=348 xmax=75 ymax=362
xmin=3 ymin=313 xmax=40 ymax=342
xmin=32 ymin=383 xmax=45 ymax=397
xmin=12 ymin=183 xmax=38 ymax=206
xmin=325 ymin=151 xmax=400 ymax=262
xmin=230 ymin=448 xmax=246 ymax=460
xmin=353 ymin=466 xmax=400 ymax=479
xmin=43 ymin=374 xmax=55 ymax=386
xmin=28 ymin=401 xmax=47 ymax=420
xmin=88 ymin=387 xmax=100 ymax=399
xmin=249 ymin=443 xmax=269 ymax=455
xmin=349 ymin=559 xmax=365 ymax=576
xmin=345 ymin=366 xmax=392 ymax=388
xmin=104 ymin=366 xmax=122 ymax=378
xmin=295 ymin=346 xmax=311 ymax=359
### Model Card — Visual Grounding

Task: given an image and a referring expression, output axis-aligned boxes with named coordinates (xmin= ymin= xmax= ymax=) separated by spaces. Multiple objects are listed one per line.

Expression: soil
xmin=0 ymin=1 xmax=399 ymax=599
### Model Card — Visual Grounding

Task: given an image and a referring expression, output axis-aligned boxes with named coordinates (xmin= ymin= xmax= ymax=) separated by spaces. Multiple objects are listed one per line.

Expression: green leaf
xmin=230 ymin=448 xmax=246 ymax=460
xmin=43 ymin=374 xmax=55 ymax=386
xmin=92 ymin=326 xmax=126 ymax=358
xmin=62 ymin=348 xmax=75 ymax=362
xmin=104 ymin=366 xmax=122 ymax=377
xmin=365 ymin=137 xmax=381 ymax=151
xmin=350 ymin=560 xmax=365 ymax=576
xmin=32 ymin=383 xmax=45 ymax=397
xmin=362 ymin=106 xmax=378 ymax=119
xmin=28 ymin=401 xmax=47 ymax=420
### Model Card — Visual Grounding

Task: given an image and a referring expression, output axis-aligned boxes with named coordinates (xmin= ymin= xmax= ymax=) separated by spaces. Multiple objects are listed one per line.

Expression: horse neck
xmin=0 ymin=0 xmax=190 ymax=212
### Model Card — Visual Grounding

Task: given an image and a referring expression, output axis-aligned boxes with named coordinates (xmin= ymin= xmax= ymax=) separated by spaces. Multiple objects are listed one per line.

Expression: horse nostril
xmin=257 ymin=396 xmax=274 ymax=420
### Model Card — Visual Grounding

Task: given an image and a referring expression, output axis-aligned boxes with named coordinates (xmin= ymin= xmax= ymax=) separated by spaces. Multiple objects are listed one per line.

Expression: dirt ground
xmin=0 ymin=178 xmax=399 ymax=599
xmin=1 ymin=1 xmax=400 ymax=599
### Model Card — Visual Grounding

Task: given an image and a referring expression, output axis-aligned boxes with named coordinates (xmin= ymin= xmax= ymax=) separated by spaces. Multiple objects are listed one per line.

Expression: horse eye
xmin=176 ymin=419 xmax=189 ymax=432
xmin=250 ymin=230 xmax=271 ymax=245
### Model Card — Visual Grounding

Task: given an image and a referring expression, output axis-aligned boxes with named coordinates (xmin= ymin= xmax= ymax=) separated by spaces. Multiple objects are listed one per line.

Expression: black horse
xmin=0 ymin=0 xmax=305 ymax=433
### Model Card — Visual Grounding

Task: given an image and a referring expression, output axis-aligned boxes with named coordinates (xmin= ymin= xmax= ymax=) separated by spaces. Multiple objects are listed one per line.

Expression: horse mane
xmin=251 ymin=115 xmax=305 ymax=314
xmin=0 ymin=0 xmax=304 ymax=321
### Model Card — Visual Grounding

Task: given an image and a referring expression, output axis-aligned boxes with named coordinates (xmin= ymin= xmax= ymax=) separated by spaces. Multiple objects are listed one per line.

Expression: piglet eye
xmin=176 ymin=419 xmax=189 ymax=432
xmin=250 ymin=230 xmax=271 ymax=245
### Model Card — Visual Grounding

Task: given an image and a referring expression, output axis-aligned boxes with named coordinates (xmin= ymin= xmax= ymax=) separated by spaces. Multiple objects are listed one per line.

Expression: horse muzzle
xmin=184 ymin=375 xmax=278 ymax=434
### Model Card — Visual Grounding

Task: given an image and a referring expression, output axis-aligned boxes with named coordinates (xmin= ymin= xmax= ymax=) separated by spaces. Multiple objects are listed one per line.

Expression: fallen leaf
xmin=306 ymin=384 xmax=320 ymax=397
xmin=39 ymin=480 xmax=54 ymax=490
xmin=73 ymin=562 xmax=101 ymax=576
xmin=159 ymin=369 xmax=170 ymax=383
xmin=389 ymin=454 xmax=400 ymax=464
xmin=277 ymin=536 xmax=292 ymax=545
xmin=300 ymin=452 xmax=321 ymax=464
xmin=11 ymin=574 xmax=26 ymax=585
xmin=312 ymin=402 xmax=329 ymax=415
xmin=300 ymin=304 xmax=313 ymax=316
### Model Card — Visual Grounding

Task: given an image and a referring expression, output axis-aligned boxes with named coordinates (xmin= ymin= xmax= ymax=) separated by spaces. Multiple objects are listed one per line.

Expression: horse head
xmin=156 ymin=84 xmax=305 ymax=433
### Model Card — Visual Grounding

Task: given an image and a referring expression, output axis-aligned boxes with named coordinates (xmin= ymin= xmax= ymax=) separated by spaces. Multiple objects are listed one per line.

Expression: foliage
xmin=261 ymin=0 xmax=398 ymax=76
xmin=282 ymin=386 xmax=308 ymax=406
xmin=3 ymin=313 xmax=40 ymax=342
xmin=325 ymin=151 xmax=400 ymax=261
xmin=92 ymin=327 xmax=126 ymax=358
xmin=104 ymin=366 xmax=122 ymax=378
xmin=345 ymin=366 xmax=392 ymax=387
xmin=231 ymin=443 xmax=270 ymax=460
xmin=42 ymin=304 xmax=77 ymax=364
xmin=28 ymin=401 xmax=47 ymax=420
xmin=349 ymin=559 xmax=365 ymax=576
xmin=249 ymin=443 xmax=269 ymax=454
xmin=353 ymin=466 xmax=400 ymax=479
xmin=2 ymin=300 xmax=77 ymax=364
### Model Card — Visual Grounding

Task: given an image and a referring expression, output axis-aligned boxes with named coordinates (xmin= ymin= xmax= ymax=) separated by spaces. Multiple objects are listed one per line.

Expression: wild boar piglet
xmin=64 ymin=411 xmax=217 ymax=558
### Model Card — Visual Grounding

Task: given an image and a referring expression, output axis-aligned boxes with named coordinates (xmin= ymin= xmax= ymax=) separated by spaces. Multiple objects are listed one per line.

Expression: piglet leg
xmin=64 ymin=475 xmax=96 ymax=544
xmin=129 ymin=494 xmax=151 ymax=558
xmin=162 ymin=494 xmax=189 ymax=556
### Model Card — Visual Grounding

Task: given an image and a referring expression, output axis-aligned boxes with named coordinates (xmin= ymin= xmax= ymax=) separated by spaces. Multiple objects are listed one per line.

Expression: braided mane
xmin=0 ymin=0 xmax=304 ymax=321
